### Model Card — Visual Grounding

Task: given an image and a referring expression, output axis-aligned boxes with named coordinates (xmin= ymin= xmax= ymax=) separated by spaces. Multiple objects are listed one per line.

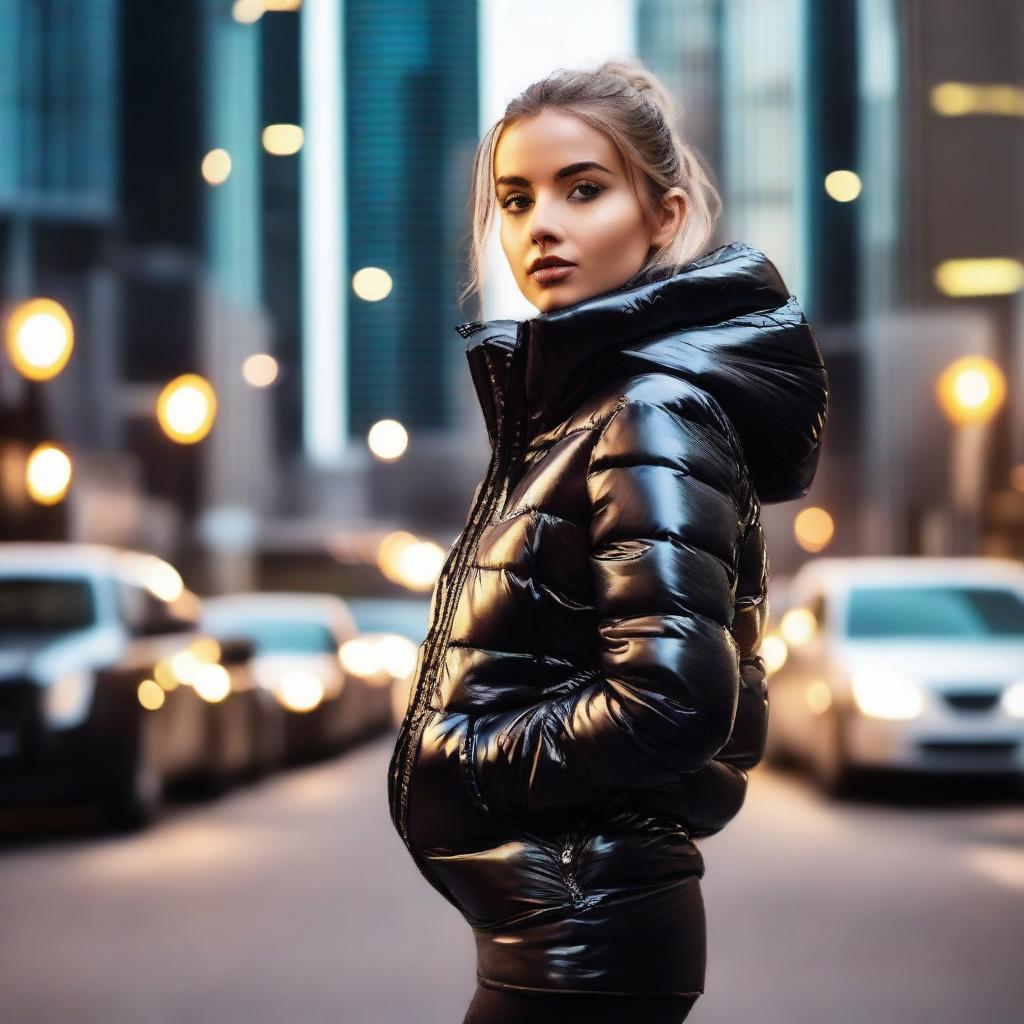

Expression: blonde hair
xmin=458 ymin=58 xmax=723 ymax=314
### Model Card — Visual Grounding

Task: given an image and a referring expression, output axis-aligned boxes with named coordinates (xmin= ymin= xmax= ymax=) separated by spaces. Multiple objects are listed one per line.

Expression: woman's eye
xmin=499 ymin=181 xmax=604 ymax=214
xmin=570 ymin=180 xmax=603 ymax=201
xmin=500 ymin=194 xmax=529 ymax=212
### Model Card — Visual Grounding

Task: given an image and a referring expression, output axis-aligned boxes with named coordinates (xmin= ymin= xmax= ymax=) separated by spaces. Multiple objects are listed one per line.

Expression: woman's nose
xmin=528 ymin=195 xmax=565 ymax=247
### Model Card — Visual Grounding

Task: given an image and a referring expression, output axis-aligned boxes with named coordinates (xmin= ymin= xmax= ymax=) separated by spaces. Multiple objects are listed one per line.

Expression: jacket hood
xmin=456 ymin=240 xmax=828 ymax=504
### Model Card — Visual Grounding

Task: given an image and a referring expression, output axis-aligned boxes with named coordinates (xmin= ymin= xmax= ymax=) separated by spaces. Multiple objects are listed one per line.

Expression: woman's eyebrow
xmin=495 ymin=161 xmax=616 ymax=187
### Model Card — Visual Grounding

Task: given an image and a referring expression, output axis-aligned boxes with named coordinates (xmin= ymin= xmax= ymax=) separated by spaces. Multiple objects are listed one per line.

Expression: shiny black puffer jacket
xmin=387 ymin=241 xmax=828 ymax=997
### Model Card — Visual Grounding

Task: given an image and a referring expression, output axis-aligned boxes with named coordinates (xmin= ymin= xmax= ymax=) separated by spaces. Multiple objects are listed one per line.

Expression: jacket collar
xmin=456 ymin=241 xmax=828 ymax=502
xmin=457 ymin=241 xmax=792 ymax=441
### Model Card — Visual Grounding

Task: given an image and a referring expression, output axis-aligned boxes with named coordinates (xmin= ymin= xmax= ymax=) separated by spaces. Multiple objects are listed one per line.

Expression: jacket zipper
xmin=389 ymin=324 xmax=528 ymax=851
xmin=559 ymin=838 xmax=584 ymax=906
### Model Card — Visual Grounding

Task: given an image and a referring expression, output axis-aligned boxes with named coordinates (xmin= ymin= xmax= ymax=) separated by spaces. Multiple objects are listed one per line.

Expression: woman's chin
xmin=530 ymin=284 xmax=581 ymax=313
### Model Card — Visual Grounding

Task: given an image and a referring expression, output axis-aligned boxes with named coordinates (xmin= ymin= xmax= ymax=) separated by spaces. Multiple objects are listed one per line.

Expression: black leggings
xmin=461 ymin=982 xmax=699 ymax=1023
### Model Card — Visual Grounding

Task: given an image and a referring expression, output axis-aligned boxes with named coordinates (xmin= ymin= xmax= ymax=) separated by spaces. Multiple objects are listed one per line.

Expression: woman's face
xmin=493 ymin=108 xmax=681 ymax=313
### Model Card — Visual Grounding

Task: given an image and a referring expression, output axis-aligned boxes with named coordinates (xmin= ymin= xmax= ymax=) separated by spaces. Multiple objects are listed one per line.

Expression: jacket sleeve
xmin=468 ymin=393 xmax=748 ymax=825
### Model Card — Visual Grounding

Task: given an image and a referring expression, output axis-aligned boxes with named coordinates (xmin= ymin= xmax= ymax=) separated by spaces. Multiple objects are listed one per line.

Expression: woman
xmin=387 ymin=60 xmax=829 ymax=1023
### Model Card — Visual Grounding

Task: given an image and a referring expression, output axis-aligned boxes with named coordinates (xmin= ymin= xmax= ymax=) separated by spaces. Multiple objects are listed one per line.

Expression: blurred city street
xmin=1 ymin=731 xmax=1020 ymax=1024
xmin=1 ymin=0 xmax=1022 ymax=1019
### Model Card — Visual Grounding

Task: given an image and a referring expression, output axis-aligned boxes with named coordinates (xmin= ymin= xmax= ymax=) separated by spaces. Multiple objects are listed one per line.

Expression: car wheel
xmin=199 ymin=703 xmax=234 ymax=797
xmin=809 ymin=706 xmax=857 ymax=798
xmin=106 ymin=721 xmax=163 ymax=831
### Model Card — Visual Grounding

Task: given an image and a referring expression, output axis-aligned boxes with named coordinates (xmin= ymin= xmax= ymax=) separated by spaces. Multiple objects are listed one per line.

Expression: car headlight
xmin=276 ymin=671 xmax=325 ymax=713
xmin=850 ymin=669 xmax=925 ymax=720
xmin=43 ymin=670 xmax=95 ymax=729
xmin=1002 ymin=681 xmax=1024 ymax=718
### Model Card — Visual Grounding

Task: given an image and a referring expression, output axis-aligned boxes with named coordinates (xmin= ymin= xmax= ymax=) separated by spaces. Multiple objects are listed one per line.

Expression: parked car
xmin=200 ymin=592 xmax=393 ymax=761
xmin=764 ymin=556 xmax=1024 ymax=795
xmin=343 ymin=596 xmax=430 ymax=727
xmin=0 ymin=543 xmax=281 ymax=829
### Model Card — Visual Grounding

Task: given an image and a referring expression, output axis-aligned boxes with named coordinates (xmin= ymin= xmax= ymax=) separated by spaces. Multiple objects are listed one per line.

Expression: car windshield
xmin=0 ymin=576 xmax=97 ymax=633
xmin=845 ymin=585 xmax=1024 ymax=639
xmin=345 ymin=597 xmax=431 ymax=641
xmin=212 ymin=618 xmax=337 ymax=655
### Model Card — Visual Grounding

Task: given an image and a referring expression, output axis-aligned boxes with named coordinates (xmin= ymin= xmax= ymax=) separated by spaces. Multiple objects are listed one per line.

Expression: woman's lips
xmin=530 ymin=264 xmax=576 ymax=285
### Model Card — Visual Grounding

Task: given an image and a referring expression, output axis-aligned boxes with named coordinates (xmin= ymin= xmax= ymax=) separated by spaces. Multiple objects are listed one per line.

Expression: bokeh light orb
xmin=352 ymin=267 xmax=393 ymax=302
xmin=6 ymin=298 xmax=74 ymax=381
xmin=157 ymin=373 xmax=218 ymax=444
xmin=367 ymin=419 xmax=408 ymax=461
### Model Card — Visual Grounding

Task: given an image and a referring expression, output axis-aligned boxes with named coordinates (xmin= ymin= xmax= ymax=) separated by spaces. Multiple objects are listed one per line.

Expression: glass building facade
xmin=344 ymin=0 xmax=478 ymax=434
xmin=0 ymin=0 xmax=119 ymax=220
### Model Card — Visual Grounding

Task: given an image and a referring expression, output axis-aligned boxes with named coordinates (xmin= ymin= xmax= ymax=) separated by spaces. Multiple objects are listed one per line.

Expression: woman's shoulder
xmin=576 ymin=371 xmax=735 ymax=440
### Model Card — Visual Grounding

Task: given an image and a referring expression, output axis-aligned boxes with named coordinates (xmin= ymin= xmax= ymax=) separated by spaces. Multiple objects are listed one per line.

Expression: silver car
xmin=201 ymin=592 xmax=394 ymax=761
xmin=764 ymin=556 xmax=1024 ymax=795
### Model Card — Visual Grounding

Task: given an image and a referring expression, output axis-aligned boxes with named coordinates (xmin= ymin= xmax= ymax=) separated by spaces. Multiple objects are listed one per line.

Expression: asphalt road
xmin=1 ymin=733 xmax=1021 ymax=1023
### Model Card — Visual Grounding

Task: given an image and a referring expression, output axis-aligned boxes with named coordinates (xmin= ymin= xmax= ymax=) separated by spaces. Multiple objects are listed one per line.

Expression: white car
xmin=200 ymin=592 xmax=393 ymax=760
xmin=764 ymin=556 xmax=1024 ymax=795
xmin=0 ymin=543 xmax=278 ymax=829
xmin=343 ymin=597 xmax=429 ymax=727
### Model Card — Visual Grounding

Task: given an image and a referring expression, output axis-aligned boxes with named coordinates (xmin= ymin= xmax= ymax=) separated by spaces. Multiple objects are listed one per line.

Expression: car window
xmin=209 ymin=618 xmax=338 ymax=655
xmin=345 ymin=597 xmax=431 ymax=641
xmin=0 ymin=576 xmax=96 ymax=633
xmin=845 ymin=585 xmax=1024 ymax=639
xmin=118 ymin=581 xmax=196 ymax=634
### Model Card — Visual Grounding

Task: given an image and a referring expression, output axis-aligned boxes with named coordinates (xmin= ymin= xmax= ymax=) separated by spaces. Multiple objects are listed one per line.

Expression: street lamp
xmin=935 ymin=354 xmax=1006 ymax=553
xmin=156 ymin=374 xmax=218 ymax=444
xmin=25 ymin=442 xmax=73 ymax=506
xmin=5 ymin=297 xmax=74 ymax=382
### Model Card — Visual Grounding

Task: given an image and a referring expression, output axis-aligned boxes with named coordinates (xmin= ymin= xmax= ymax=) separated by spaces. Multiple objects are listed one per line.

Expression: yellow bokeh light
xmin=395 ymin=540 xmax=445 ymax=591
xmin=805 ymin=679 xmax=833 ymax=715
xmin=137 ymin=678 xmax=166 ymax=711
xmin=352 ymin=267 xmax=393 ymax=302
xmin=232 ymin=0 xmax=263 ymax=23
xmin=169 ymin=649 xmax=203 ymax=686
xmin=157 ymin=373 xmax=218 ymax=444
xmin=378 ymin=531 xmax=417 ymax=583
xmin=780 ymin=607 xmax=817 ymax=648
xmin=276 ymin=670 xmax=324 ymax=713
xmin=154 ymin=660 xmax=180 ymax=692
xmin=194 ymin=663 xmax=231 ymax=703
xmin=934 ymin=258 xmax=1024 ymax=298
xmin=793 ymin=506 xmax=834 ymax=553
xmin=375 ymin=634 xmax=418 ymax=682
xmin=824 ymin=169 xmax=862 ymax=202
xmin=189 ymin=637 xmax=222 ymax=664
xmin=201 ymin=148 xmax=232 ymax=185
xmin=242 ymin=353 xmax=279 ymax=387
xmin=6 ymin=298 xmax=74 ymax=381
xmin=367 ymin=419 xmax=408 ymax=461
xmin=931 ymin=82 xmax=1024 ymax=118
xmin=262 ymin=123 xmax=304 ymax=155
xmin=25 ymin=444 xmax=72 ymax=505
xmin=377 ymin=531 xmax=445 ymax=590
xmin=262 ymin=0 xmax=303 ymax=10
xmin=936 ymin=354 xmax=1006 ymax=425
xmin=339 ymin=637 xmax=384 ymax=680
xmin=760 ymin=634 xmax=788 ymax=674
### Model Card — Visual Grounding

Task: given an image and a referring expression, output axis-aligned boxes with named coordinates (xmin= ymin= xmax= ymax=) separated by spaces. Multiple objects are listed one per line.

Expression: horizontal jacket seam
xmin=475 ymin=974 xmax=704 ymax=998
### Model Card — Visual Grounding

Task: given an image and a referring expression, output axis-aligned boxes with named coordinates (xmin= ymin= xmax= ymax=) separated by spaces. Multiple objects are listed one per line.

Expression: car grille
xmin=918 ymin=740 xmax=1018 ymax=760
xmin=942 ymin=691 xmax=1001 ymax=713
